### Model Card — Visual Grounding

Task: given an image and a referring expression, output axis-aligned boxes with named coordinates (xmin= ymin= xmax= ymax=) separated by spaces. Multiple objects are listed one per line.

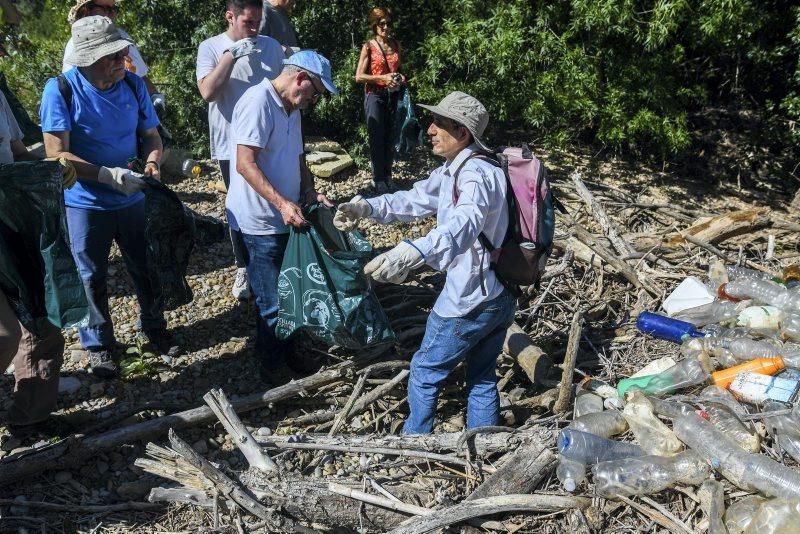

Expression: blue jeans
xmin=403 ymin=289 xmax=517 ymax=434
xmin=241 ymin=232 xmax=290 ymax=369
xmin=66 ymin=200 xmax=165 ymax=350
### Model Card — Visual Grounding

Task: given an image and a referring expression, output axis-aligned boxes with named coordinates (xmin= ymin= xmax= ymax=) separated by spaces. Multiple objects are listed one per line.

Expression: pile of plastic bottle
xmin=557 ymin=262 xmax=800 ymax=532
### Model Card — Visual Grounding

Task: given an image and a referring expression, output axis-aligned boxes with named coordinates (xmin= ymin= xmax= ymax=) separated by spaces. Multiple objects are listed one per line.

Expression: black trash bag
xmin=392 ymin=86 xmax=423 ymax=155
xmin=0 ymin=161 xmax=87 ymax=335
xmin=142 ymin=177 xmax=225 ymax=311
xmin=277 ymin=205 xmax=395 ymax=349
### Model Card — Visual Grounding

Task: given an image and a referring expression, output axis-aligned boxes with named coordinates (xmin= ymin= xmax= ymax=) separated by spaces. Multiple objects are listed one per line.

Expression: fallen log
xmin=0 ymin=363 xmax=351 ymax=487
xmin=665 ymin=207 xmax=771 ymax=247
xmin=504 ymin=323 xmax=554 ymax=386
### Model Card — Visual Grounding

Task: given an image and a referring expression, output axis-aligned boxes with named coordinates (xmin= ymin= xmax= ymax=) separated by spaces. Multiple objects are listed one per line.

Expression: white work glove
xmin=227 ymin=38 xmax=261 ymax=60
xmin=98 ymin=166 xmax=146 ymax=195
xmin=364 ymin=241 xmax=424 ymax=284
xmin=333 ymin=195 xmax=371 ymax=231
xmin=150 ymin=92 xmax=166 ymax=113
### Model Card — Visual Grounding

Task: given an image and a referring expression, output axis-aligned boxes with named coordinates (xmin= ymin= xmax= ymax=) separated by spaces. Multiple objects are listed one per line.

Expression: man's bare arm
xmin=43 ymin=131 xmax=101 ymax=181
xmin=236 ymin=144 xmax=306 ymax=227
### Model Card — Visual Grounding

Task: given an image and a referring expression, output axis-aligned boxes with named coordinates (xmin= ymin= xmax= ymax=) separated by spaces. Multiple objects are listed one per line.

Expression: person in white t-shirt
xmin=196 ymin=0 xmax=285 ymax=301
xmin=227 ymin=50 xmax=337 ymax=385
xmin=62 ymin=0 xmax=162 ymax=108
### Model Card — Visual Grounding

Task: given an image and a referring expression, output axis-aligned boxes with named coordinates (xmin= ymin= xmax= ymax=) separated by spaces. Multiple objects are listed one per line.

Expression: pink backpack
xmin=454 ymin=145 xmax=560 ymax=290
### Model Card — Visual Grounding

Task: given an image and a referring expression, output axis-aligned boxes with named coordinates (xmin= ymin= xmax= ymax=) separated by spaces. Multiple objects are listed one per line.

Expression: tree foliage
xmin=1 ymin=0 xmax=798 ymax=158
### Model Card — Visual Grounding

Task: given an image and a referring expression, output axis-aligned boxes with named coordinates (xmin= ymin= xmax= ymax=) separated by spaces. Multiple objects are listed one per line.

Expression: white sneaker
xmin=232 ymin=268 xmax=251 ymax=300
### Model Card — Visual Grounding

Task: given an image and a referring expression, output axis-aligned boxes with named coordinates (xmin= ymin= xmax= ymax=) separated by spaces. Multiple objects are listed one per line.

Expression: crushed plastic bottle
xmin=711 ymin=357 xmax=785 ymax=388
xmin=737 ymin=305 xmax=785 ymax=332
xmin=622 ymin=390 xmax=683 ymax=456
xmin=557 ymin=428 xmax=645 ymax=465
xmin=700 ymin=401 xmax=761 ymax=453
xmin=724 ymin=494 xmax=768 ymax=533
xmin=574 ymin=390 xmax=604 ymax=418
xmin=647 ymin=396 xmax=697 ymax=419
xmin=556 ymin=454 xmax=587 ymax=492
xmin=698 ymin=479 xmax=727 ymax=534
xmin=591 ymin=450 xmax=711 ymax=497
xmin=699 ymin=384 xmax=749 ymax=417
xmin=569 ymin=410 xmax=629 ymax=438
xmin=578 ymin=377 xmax=623 ymax=409
xmin=726 ymin=265 xmax=777 ymax=282
xmin=673 ymin=412 xmax=800 ymax=498
xmin=617 ymin=354 xmax=712 ymax=397
xmin=674 ymin=300 xmax=741 ymax=326
xmin=726 ymin=279 xmax=800 ymax=314
xmin=743 ymin=498 xmax=800 ymax=534
xmin=763 ymin=401 xmax=800 ymax=463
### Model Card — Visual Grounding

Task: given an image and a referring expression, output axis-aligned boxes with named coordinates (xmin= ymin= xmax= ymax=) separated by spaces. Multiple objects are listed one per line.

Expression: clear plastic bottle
xmin=621 ymin=391 xmax=683 ymax=456
xmin=673 ymin=412 xmax=800 ymax=498
xmin=724 ymin=495 xmax=767 ymax=533
xmin=673 ymin=300 xmax=740 ymax=326
xmin=591 ymin=450 xmax=711 ymax=497
xmin=161 ymin=148 xmax=202 ymax=178
xmin=737 ymin=305 xmax=786 ymax=332
xmin=647 ymin=397 xmax=697 ymax=419
xmin=698 ymin=479 xmax=727 ymax=534
xmin=726 ymin=265 xmax=779 ymax=282
xmin=556 ymin=454 xmax=586 ymax=492
xmin=781 ymin=350 xmax=800 ymax=369
xmin=573 ymin=390 xmax=604 ymax=418
xmin=780 ymin=313 xmax=800 ymax=341
xmin=569 ymin=411 xmax=629 ymax=439
xmin=699 ymin=384 xmax=749 ymax=416
xmin=763 ymin=400 xmax=800 ymax=463
xmin=701 ymin=401 xmax=761 ymax=453
xmin=726 ymin=279 xmax=800 ymax=313
xmin=578 ymin=377 xmax=623 ymax=409
xmin=557 ymin=428 xmax=645 ymax=465
xmin=617 ymin=354 xmax=713 ymax=397
xmin=744 ymin=498 xmax=800 ymax=534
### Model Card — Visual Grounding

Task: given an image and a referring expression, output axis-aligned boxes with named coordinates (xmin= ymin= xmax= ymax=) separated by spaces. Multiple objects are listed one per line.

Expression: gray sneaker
xmin=89 ymin=350 xmax=117 ymax=379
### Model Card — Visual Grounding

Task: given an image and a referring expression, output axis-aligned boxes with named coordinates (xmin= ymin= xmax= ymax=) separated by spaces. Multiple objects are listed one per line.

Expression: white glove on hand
xmin=364 ymin=241 xmax=424 ymax=284
xmin=333 ymin=195 xmax=371 ymax=231
xmin=227 ymin=38 xmax=261 ymax=60
xmin=98 ymin=166 xmax=146 ymax=195
xmin=151 ymin=92 xmax=166 ymax=113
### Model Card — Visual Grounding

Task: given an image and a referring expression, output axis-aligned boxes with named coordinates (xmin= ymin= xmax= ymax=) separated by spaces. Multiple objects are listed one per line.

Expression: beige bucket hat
xmin=68 ymin=0 xmax=121 ymax=24
xmin=64 ymin=16 xmax=132 ymax=67
xmin=419 ymin=91 xmax=492 ymax=152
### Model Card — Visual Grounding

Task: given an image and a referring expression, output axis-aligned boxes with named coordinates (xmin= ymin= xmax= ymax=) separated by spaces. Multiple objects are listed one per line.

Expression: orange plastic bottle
xmin=711 ymin=357 xmax=786 ymax=389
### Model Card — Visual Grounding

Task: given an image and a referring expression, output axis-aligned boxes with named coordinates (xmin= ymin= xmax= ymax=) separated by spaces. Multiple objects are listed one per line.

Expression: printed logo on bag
xmin=306 ymin=263 xmax=326 ymax=285
xmin=277 ymin=270 xmax=297 ymax=315
xmin=302 ymin=290 xmax=334 ymax=328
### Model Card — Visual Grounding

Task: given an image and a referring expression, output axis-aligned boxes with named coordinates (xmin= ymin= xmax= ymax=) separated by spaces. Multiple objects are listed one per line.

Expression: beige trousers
xmin=0 ymin=290 xmax=64 ymax=425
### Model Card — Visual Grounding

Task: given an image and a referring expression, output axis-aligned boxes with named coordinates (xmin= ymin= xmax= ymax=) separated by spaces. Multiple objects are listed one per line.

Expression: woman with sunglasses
xmin=62 ymin=0 xmax=162 ymax=104
xmin=355 ymin=7 xmax=406 ymax=194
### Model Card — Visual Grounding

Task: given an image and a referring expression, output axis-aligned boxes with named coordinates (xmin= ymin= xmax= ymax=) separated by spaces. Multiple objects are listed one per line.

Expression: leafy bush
xmin=1 ymin=0 xmax=798 ymax=158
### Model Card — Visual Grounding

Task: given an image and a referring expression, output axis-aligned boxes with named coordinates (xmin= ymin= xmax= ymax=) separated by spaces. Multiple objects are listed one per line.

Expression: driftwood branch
xmin=554 ymin=310 xmax=584 ymax=413
xmin=504 ymin=323 xmax=553 ymax=386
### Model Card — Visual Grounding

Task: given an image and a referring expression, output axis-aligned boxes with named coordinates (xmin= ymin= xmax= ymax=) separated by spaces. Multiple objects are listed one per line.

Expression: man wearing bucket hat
xmin=227 ymin=50 xmax=336 ymax=385
xmin=333 ymin=91 xmax=515 ymax=434
xmin=63 ymin=0 xmax=162 ymax=109
xmin=40 ymin=16 xmax=173 ymax=378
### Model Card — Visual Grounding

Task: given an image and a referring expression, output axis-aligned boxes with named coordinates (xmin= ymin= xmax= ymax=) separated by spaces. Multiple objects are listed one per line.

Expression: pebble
xmin=58 ymin=376 xmax=82 ymax=395
xmin=70 ymin=349 xmax=86 ymax=363
xmin=117 ymin=480 xmax=154 ymax=500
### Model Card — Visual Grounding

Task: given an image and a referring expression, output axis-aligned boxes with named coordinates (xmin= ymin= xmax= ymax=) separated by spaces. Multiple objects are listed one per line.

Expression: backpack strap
xmin=121 ymin=73 xmax=147 ymax=124
xmin=57 ymin=74 xmax=73 ymax=113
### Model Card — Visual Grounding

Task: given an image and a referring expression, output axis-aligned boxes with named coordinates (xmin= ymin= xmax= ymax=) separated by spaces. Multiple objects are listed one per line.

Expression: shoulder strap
xmin=57 ymin=74 xmax=72 ymax=111
xmin=122 ymin=73 xmax=146 ymax=123
xmin=371 ymin=39 xmax=392 ymax=72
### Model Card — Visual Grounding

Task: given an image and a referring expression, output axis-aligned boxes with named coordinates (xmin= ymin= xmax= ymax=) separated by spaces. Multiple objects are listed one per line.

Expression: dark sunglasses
xmin=86 ymin=3 xmax=120 ymax=15
xmin=105 ymin=46 xmax=129 ymax=60
xmin=377 ymin=19 xmax=391 ymax=28
xmin=432 ymin=115 xmax=462 ymax=131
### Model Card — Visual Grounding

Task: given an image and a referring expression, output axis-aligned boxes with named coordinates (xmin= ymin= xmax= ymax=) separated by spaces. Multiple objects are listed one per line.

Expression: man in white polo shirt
xmin=196 ymin=0 xmax=285 ymax=300
xmin=227 ymin=50 xmax=336 ymax=384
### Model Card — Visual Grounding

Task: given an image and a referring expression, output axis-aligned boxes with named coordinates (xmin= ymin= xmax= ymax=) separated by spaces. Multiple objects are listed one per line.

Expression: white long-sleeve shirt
xmin=365 ymin=146 xmax=509 ymax=317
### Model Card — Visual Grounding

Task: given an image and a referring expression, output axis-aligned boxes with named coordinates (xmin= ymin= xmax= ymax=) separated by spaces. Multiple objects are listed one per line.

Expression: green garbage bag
xmin=276 ymin=205 xmax=395 ymax=349
xmin=0 ymin=161 xmax=87 ymax=335
xmin=392 ymin=86 xmax=423 ymax=155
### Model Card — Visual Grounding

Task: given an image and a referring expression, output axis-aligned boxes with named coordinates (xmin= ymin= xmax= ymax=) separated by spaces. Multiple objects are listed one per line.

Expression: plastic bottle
xmin=647 ymin=397 xmax=697 ymax=419
xmin=726 ymin=279 xmax=800 ymax=313
xmin=780 ymin=313 xmax=800 ymax=341
xmin=569 ymin=411 xmax=629 ymax=439
xmin=680 ymin=333 xmax=774 ymax=367
xmin=617 ymin=354 xmax=712 ymax=397
xmin=578 ymin=377 xmax=623 ymax=409
xmin=744 ymin=498 xmax=800 ymax=534
xmin=557 ymin=428 xmax=645 ymax=465
xmin=782 ymin=265 xmax=800 ymax=288
xmin=698 ymin=480 xmax=727 ymax=534
xmin=726 ymin=265 xmax=779 ymax=282
xmin=781 ymin=350 xmax=800 ymax=369
xmin=701 ymin=401 xmax=761 ymax=453
xmin=763 ymin=401 xmax=800 ymax=463
xmin=591 ymin=450 xmax=711 ymax=497
xmin=621 ymin=391 xmax=683 ymax=456
xmin=711 ymin=357 xmax=785 ymax=388
xmin=161 ymin=148 xmax=202 ymax=178
xmin=636 ymin=311 xmax=706 ymax=343
xmin=737 ymin=305 xmax=785 ymax=331
xmin=724 ymin=494 xmax=767 ymax=533
xmin=573 ymin=390 xmax=604 ymax=418
xmin=556 ymin=455 xmax=586 ymax=492
xmin=729 ymin=372 xmax=800 ymax=404
xmin=673 ymin=300 xmax=740 ymax=326
xmin=699 ymin=384 xmax=748 ymax=416
xmin=672 ymin=412 xmax=800 ymax=498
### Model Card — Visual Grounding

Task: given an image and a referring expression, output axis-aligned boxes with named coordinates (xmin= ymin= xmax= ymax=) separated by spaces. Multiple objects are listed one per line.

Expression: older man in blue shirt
xmin=334 ymin=91 xmax=516 ymax=434
xmin=40 ymin=16 xmax=172 ymax=378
